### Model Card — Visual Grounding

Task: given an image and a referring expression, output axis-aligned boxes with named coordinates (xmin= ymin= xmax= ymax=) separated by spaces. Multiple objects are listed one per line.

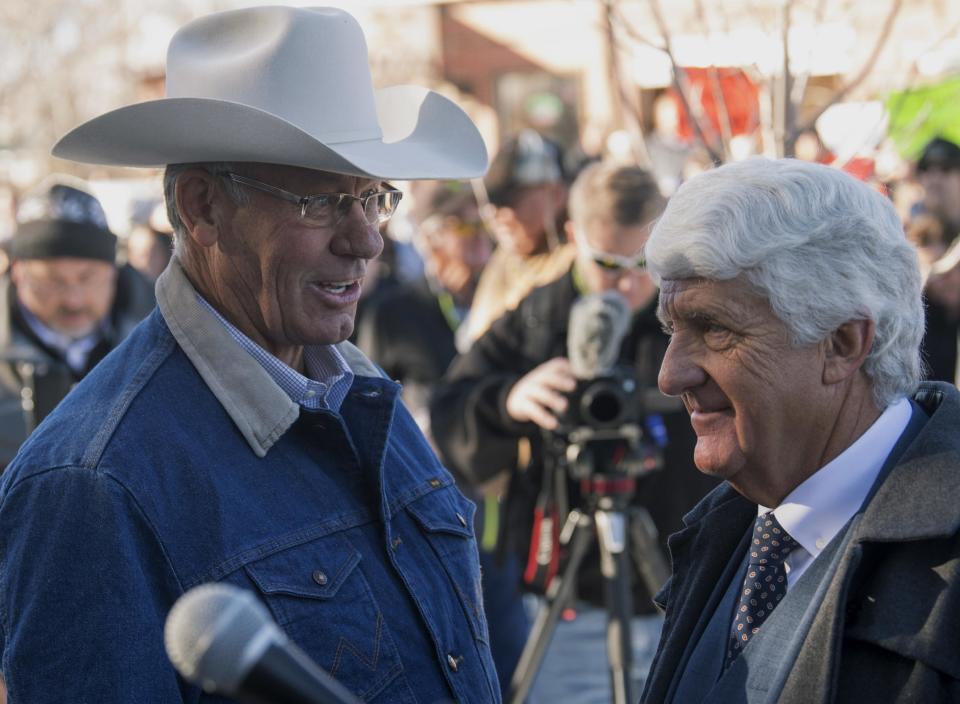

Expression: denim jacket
xmin=0 ymin=259 xmax=500 ymax=703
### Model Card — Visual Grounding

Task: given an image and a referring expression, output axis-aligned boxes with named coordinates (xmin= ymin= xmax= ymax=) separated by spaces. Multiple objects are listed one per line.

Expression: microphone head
xmin=567 ymin=291 xmax=631 ymax=379
xmin=164 ymin=582 xmax=283 ymax=695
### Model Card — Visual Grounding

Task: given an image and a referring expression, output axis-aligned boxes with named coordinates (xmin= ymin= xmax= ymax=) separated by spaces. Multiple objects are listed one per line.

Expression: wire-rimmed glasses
xmin=221 ymin=171 xmax=402 ymax=227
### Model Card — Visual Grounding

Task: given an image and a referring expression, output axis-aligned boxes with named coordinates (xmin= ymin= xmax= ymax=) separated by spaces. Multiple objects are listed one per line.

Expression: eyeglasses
xmin=444 ymin=218 xmax=490 ymax=239
xmin=221 ymin=172 xmax=402 ymax=227
xmin=581 ymin=241 xmax=646 ymax=274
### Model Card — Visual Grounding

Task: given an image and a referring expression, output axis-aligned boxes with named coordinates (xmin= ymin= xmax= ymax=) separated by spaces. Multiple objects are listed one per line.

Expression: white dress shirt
xmin=759 ymin=397 xmax=912 ymax=588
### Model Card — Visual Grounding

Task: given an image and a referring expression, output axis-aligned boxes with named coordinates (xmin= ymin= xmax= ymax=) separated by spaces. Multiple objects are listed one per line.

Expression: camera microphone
xmin=567 ymin=292 xmax=631 ymax=379
xmin=164 ymin=582 xmax=360 ymax=704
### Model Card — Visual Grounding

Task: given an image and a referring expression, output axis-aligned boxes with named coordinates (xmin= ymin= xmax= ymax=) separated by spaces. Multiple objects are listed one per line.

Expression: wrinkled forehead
xmin=656 ymin=276 xmax=765 ymax=323
xmin=658 ymin=277 xmax=713 ymax=303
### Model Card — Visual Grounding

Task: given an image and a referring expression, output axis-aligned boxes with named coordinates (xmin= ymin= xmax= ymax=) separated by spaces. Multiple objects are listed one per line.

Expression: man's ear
xmin=823 ymin=318 xmax=875 ymax=385
xmin=175 ymin=170 xmax=222 ymax=248
xmin=9 ymin=259 xmax=23 ymax=287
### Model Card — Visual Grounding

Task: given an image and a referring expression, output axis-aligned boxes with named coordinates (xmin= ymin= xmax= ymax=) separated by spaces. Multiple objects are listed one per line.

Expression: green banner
xmin=886 ymin=75 xmax=960 ymax=159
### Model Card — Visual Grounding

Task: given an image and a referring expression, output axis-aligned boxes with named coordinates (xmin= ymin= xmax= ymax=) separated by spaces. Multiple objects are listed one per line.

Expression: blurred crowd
xmin=0 ymin=121 xmax=958 ymax=700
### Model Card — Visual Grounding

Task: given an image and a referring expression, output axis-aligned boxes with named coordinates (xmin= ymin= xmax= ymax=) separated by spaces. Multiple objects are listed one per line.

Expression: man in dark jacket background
xmin=357 ymin=181 xmax=491 ymax=428
xmin=0 ymin=179 xmax=154 ymax=467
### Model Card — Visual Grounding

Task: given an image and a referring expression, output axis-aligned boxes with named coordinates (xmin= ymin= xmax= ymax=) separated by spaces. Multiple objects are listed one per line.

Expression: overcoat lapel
xmin=644 ymin=485 xmax=755 ymax=703
xmin=780 ymin=400 xmax=960 ymax=703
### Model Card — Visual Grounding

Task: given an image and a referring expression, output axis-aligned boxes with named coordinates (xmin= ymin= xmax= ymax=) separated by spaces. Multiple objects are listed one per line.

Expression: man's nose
xmin=333 ymin=208 xmax=384 ymax=260
xmin=658 ymin=334 xmax=705 ymax=397
xmin=59 ymin=284 xmax=88 ymax=309
xmin=617 ymin=273 xmax=637 ymax=295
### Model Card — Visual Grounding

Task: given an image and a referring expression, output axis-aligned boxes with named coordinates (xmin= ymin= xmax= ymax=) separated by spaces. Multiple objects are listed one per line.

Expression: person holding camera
xmin=430 ymin=162 xmax=717 ymax=690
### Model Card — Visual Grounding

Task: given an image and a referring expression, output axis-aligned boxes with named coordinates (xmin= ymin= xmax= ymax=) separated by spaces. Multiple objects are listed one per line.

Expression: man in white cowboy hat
xmin=0 ymin=7 xmax=498 ymax=703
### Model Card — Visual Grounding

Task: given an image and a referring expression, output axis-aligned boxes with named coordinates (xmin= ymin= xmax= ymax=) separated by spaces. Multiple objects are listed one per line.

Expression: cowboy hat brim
xmin=53 ymin=85 xmax=488 ymax=181
xmin=931 ymin=236 xmax=960 ymax=276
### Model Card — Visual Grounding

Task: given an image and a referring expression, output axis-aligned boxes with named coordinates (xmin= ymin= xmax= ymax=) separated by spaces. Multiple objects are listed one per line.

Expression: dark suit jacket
xmin=643 ymin=382 xmax=960 ymax=704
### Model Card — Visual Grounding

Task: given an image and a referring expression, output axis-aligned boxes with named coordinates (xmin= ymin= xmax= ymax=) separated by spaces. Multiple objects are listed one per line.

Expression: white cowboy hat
xmin=931 ymin=236 xmax=960 ymax=276
xmin=53 ymin=6 xmax=488 ymax=181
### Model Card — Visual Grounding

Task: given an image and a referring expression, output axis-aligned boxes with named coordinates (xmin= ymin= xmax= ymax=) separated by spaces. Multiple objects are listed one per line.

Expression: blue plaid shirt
xmin=196 ymin=294 xmax=353 ymax=412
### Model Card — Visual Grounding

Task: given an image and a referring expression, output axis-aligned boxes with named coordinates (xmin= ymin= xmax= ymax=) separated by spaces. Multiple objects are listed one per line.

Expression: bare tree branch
xmin=692 ymin=0 xmax=734 ymax=161
xmin=707 ymin=68 xmax=734 ymax=160
xmin=603 ymin=0 xmax=662 ymax=51
xmin=600 ymin=0 xmax=653 ymax=167
xmin=642 ymin=0 xmax=723 ymax=164
xmin=881 ymin=15 xmax=960 ymax=159
xmin=741 ymin=0 xmax=777 ymax=38
xmin=789 ymin=0 xmax=828 ymax=109
xmin=792 ymin=0 xmax=903 ymax=141
xmin=779 ymin=0 xmax=796 ymax=157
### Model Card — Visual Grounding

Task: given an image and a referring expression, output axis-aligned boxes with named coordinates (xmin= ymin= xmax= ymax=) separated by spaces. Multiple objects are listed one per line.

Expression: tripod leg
xmin=595 ymin=509 xmax=635 ymax=704
xmin=508 ymin=510 xmax=593 ymax=704
xmin=628 ymin=506 xmax=670 ymax=596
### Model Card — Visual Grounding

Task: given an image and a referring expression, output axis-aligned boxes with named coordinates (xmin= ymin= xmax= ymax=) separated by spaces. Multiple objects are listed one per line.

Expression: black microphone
xmin=567 ymin=291 xmax=631 ymax=379
xmin=164 ymin=582 xmax=360 ymax=704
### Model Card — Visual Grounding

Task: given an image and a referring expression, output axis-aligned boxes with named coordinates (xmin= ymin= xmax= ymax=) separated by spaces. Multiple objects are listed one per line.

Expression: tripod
xmin=508 ymin=431 xmax=669 ymax=704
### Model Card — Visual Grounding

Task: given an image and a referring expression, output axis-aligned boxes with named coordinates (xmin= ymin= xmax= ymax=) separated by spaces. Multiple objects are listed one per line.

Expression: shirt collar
xmin=761 ymin=397 xmax=913 ymax=559
xmin=17 ymin=298 xmax=108 ymax=374
xmin=156 ymin=257 xmax=379 ymax=457
xmin=194 ymin=294 xmax=353 ymax=412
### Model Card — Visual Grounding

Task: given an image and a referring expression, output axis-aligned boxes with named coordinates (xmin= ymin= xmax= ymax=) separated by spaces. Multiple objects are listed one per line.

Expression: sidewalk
xmin=527 ymin=603 xmax=664 ymax=703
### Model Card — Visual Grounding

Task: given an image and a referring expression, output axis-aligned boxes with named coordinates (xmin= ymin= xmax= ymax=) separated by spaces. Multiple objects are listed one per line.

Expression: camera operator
xmin=431 ymin=163 xmax=717 ymax=630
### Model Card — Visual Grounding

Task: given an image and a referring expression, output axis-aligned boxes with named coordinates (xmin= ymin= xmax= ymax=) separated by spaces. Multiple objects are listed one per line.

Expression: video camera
xmin=553 ymin=366 xmax=649 ymax=480
xmin=551 ymin=292 xmax=665 ymax=482
xmin=521 ymin=292 xmax=667 ymax=595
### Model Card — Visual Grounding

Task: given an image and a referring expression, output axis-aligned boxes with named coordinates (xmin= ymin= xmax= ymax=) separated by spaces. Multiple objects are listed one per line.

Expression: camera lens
xmin=581 ymin=380 xmax=626 ymax=427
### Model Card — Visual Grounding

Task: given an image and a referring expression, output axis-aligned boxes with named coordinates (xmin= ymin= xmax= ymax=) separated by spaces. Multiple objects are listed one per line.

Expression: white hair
xmin=162 ymin=162 xmax=248 ymax=257
xmin=645 ymin=157 xmax=924 ymax=408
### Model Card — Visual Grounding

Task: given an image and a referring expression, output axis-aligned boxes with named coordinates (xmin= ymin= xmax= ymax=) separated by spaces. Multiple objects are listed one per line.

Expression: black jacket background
xmin=356 ymin=276 xmax=458 ymax=414
xmin=431 ymin=268 xmax=718 ymax=611
xmin=0 ymin=263 xmax=156 ymax=468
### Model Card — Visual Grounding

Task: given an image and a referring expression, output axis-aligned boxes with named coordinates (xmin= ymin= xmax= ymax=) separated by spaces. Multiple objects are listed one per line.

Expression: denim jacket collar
xmin=156 ymin=257 xmax=380 ymax=457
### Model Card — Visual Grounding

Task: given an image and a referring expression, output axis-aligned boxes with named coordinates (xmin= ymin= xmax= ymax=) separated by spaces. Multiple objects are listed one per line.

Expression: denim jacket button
xmin=446 ymin=654 xmax=461 ymax=672
xmin=456 ymin=512 xmax=467 ymax=527
xmin=311 ymin=570 xmax=328 ymax=586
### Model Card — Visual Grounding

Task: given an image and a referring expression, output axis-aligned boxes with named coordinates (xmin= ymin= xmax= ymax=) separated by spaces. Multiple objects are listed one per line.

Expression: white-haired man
xmin=641 ymin=157 xmax=960 ymax=703
xmin=0 ymin=7 xmax=499 ymax=703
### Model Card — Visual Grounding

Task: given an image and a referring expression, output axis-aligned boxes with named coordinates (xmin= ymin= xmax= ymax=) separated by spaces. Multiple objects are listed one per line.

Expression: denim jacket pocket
xmin=406 ymin=488 xmax=490 ymax=644
xmin=243 ymin=532 xmax=405 ymax=702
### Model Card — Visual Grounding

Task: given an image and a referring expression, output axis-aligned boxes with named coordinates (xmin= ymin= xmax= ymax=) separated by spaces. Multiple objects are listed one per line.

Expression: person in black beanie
xmin=0 ymin=178 xmax=155 ymax=468
xmin=916 ymin=136 xmax=960 ymax=241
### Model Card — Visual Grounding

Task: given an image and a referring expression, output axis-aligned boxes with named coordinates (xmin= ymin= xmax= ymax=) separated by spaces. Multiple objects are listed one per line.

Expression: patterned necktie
xmin=726 ymin=512 xmax=799 ymax=668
